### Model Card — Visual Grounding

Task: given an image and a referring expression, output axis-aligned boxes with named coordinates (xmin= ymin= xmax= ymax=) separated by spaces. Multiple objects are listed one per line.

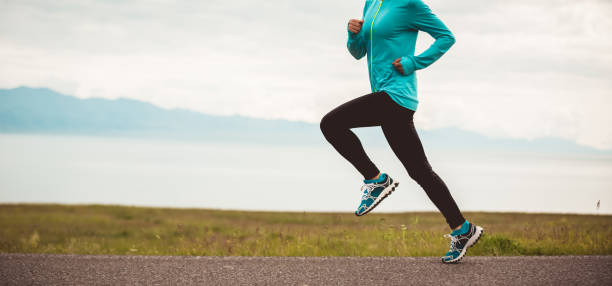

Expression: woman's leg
xmin=380 ymin=94 xmax=466 ymax=229
xmin=320 ymin=91 xmax=389 ymax=179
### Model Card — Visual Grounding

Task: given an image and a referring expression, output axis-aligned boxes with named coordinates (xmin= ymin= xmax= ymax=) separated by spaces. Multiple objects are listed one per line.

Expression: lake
xmin=1 ymin=133 xmax=611 ymax=214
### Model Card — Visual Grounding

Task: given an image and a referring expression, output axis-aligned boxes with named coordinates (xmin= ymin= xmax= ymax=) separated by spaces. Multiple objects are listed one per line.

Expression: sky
xmin=1 ymin=0 xmax=611 ymax=149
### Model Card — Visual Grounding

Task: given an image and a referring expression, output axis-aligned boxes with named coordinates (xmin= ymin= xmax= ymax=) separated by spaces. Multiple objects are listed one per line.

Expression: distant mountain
xmin=0 ymin=86 xmax=321 ymax=144
xmin=0 ymin=86 xmax=609 ymax=154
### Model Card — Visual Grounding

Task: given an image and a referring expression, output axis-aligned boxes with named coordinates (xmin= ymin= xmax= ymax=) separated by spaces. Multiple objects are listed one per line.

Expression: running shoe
xmin=441 ymin=221 xmax=483 ymax=263
xmin=355 ymin=173 xmax=399 ymax=216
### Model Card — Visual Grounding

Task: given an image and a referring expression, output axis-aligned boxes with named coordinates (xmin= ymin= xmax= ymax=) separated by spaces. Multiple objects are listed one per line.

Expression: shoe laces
xmin=444 ymin=233 xmax=459 ymax=252
xmin=360 ymin=183 xmax=378 ymax=200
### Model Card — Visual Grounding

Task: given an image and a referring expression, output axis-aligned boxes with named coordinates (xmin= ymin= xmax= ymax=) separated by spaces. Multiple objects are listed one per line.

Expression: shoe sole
xmin=442 ymin=226 xmax=484 ymax=264
xmin=355 ymin=181 xmax=399 ymax=216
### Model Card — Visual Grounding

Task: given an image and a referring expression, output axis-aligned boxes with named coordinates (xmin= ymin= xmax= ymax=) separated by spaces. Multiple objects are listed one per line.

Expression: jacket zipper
xmin=370 ymin=0 xmax=383 ymax=92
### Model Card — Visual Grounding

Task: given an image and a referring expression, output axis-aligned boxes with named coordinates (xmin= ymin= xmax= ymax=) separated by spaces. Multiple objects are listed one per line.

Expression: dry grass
xmin=1 ymin=204 xmax=610 ymax=256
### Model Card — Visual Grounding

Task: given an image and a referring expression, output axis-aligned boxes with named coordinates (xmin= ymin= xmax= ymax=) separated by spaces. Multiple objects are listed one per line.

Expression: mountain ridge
xmin=1 ymin=86 xmax=609 ymax=154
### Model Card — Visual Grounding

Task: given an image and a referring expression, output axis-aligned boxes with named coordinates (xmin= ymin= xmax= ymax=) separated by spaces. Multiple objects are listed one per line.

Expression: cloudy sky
xmin=1 ymin=0 xmax=611 ymax=149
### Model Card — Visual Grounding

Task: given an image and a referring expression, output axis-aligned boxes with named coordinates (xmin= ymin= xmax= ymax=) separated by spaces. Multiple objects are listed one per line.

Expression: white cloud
xmin=1 ymin=0 xmax=611 ymax=149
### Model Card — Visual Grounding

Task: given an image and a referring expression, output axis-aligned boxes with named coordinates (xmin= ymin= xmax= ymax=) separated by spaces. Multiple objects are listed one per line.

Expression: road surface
xmin=1 ymin=254 xmax=611 ymax=285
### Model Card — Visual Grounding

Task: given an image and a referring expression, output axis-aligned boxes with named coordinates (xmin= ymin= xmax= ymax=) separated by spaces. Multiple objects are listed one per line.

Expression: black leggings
xmin=320 ymin=91 xmax=465 ymax=229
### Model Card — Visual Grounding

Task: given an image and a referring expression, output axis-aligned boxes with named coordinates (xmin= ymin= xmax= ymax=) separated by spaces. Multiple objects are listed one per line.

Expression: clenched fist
xmin=348 ymin=19 xmax=364 ymax=34
xmin=392 ymin=58 xmax=405 ymax=75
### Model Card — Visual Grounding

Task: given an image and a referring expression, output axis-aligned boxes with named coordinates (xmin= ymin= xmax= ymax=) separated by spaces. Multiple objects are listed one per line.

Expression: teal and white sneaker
xmin=355 ymin=173 xmax=399 ymax=216
xmin=441 ymin=220 xmax=483 ymax=263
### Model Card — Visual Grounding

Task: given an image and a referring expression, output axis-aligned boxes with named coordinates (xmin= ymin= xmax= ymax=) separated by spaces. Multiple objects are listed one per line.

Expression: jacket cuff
xmin=400 ymin=56 xmax=416 ymax=75
xmin=348 ymin=29 xmax=361 ymax=40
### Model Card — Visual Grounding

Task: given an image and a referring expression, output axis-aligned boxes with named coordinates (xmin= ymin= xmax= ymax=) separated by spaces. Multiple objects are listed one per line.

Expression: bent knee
xmin=320 ymin=113 xmax=336 ymax=134
xmin=407 ymin=165 xmax=435 ymax=181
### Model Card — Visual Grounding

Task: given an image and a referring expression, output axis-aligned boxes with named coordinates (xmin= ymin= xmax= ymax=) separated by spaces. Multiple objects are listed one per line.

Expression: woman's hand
xmin=348 ymin=19 xmax=364 ymax=34
xmin=392 ymin=58 xmax=405 ymax=74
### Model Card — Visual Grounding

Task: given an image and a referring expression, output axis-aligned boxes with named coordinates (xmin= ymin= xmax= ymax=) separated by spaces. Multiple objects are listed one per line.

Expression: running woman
xmin=320 ymin=0 xmax=483 ymax=263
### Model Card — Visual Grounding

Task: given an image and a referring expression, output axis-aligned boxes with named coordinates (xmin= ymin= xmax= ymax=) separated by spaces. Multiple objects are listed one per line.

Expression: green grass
xmin=1 ymin=204 xmax=611 ymax=256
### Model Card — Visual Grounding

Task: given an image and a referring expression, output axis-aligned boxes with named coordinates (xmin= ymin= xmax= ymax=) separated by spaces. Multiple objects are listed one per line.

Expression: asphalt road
xmin=1 ymin=254 xmax=611 ymax=285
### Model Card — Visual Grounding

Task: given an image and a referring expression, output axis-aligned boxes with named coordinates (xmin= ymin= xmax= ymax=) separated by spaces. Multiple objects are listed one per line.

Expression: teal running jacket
xmin=348 ymin=0 xmax=455 ymax=111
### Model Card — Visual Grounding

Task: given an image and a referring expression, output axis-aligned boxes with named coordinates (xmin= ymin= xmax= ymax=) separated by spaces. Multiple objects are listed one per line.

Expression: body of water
xmin=1 ymin=133 xmax=611 ymax=214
